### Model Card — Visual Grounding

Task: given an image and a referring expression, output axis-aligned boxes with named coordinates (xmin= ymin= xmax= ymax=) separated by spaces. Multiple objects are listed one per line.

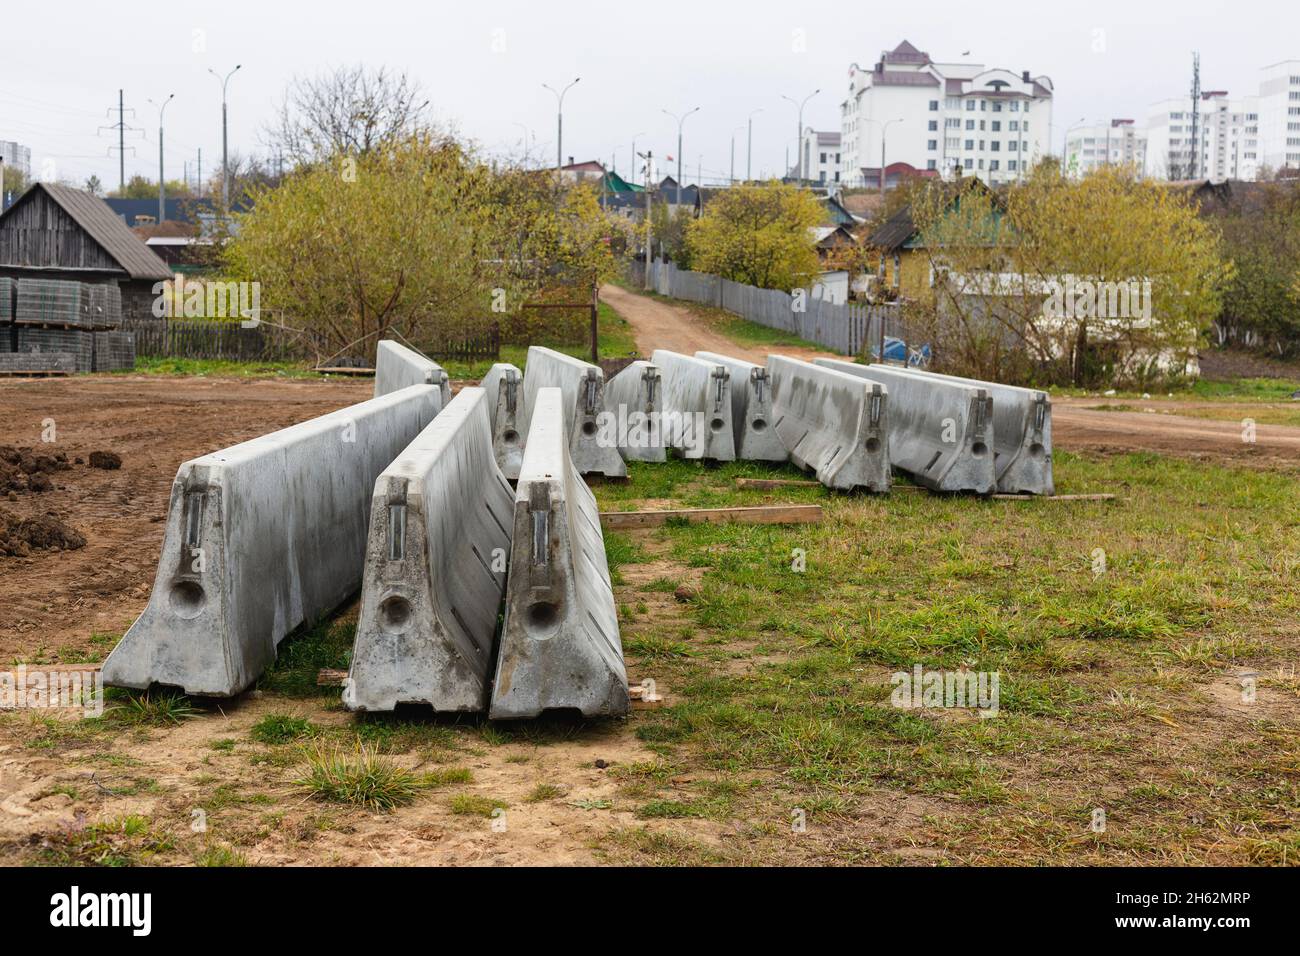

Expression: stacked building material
xmin=92 ymin=331 xmax=136 ymax=371
xmin=10 ymin=278 xmax=129 ymax=372
xmin=0 ymin=277 xmax=13 ymax=353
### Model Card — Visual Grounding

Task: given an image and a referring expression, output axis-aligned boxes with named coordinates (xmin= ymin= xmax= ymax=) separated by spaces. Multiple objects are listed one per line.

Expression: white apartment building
xmin=1144 ymin=91 xmax=1258 ymax=182
xmin=840 ymin=40 xmax=1054 ymax=188
xmin=1256 ymin=60 xmax=1300 ymax=174
xmin=0 ymin=140 xmax=32 ymax=180
xmin=798 ymin=128 xmax=842 ymax=186
xmin=1064 ymin=120 xmax=1147 ymax=176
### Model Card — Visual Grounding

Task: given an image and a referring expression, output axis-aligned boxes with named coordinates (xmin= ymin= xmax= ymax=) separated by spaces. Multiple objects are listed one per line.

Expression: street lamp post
xmin=542 ymin=77 xmax=581 ymax=176
xmin=208 ymin=65 xmax=241 ymax=211
xmin=730 ymin=125 xmax=747 ymax=184
xmin=879 ymin=118 xmax=904 ymax=194
xmin=747 ymin=107 xmax=763 ymax=181
xmin=662 ymin=106 xmax=700 ymax=207
xmin=149 ymin=93 xmax=175 ymax=224
xmin=630 ymin=131 xmax=646 ymax=181
xmin=781 ymin=89 xmax=819 ymax=184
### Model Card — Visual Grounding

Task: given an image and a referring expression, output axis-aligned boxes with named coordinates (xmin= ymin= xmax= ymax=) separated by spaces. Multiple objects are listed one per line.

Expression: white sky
xmin=2 ymin=0 xmax=1297 ymax=190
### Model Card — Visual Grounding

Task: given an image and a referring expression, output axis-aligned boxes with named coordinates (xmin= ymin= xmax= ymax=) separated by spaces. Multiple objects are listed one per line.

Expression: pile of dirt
xmin=0 ymin=446 xmax=70 ymax=495
xmin=88 ymin=451 xmax=122 ymax=470
xmin=0 ymin=509 xmax=87 ymax=558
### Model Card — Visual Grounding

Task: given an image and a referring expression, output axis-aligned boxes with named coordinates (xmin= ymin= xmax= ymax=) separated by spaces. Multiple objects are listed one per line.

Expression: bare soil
xmin=0 ymin=374 xmax=372 ymax=663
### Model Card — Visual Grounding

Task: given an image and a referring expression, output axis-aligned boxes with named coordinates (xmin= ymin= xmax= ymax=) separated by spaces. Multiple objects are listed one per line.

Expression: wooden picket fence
xmin=123 ymin=317 xmax=324 ymax=363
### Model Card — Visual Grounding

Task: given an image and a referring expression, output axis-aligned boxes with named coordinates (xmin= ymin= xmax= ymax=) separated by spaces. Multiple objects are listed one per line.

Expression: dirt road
xmin=0 ymin=374 xmax=372 ymax=662
xmin=599 ymin=283 xmax=837 ymax=364
xmin=1052 ymin=398 xmax=1300 ymax=463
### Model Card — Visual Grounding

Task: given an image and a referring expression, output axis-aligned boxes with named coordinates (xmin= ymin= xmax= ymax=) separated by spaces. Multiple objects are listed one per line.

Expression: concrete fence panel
xmin=768 ymin=354 xmax=891 ymax=492
xmin=695 ymin=351 xmax=788 ymax=462
xmin=375 ymin=339 xmax=452 ymax=406
xmin=490 ymin=387 xmax=628 ymax=718
xmin=480 ymin=362 xmax=525 ymax=480
xmin=604 ymin=360 xmax=668 ymax=462
xmin=102 ymin=385 xmax=442 ymax=697
xmin=815 ymin=359 xmax=996 ymax=494
xmin=521 ymin=346 xmax=627 ymax=478
xmin=650 ymin=349 xmax=737 ymax=462
xmin=343 ymin=388 xmax=513 ymax=713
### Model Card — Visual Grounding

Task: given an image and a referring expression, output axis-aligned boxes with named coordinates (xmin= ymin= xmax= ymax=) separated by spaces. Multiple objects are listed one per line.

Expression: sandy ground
xmin=0 ymin=374 xmax=372 ymax=662
xmin=599 ymin=283 xmax=838 ymax=364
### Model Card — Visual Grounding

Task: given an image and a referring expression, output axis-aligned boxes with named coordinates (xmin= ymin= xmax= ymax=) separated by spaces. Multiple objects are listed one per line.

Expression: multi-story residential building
xmin=1256 ymin=60 xmax=1300 ymax=174
xmin=1064 ymin=119 xmax=1147 ymax=176
xmin=0 ymin=140 xmax=32 ymax=180
xmin=840 ymin=40 xmax=1054 ymax=188
xmin=799 ymin=129 xmax=842 ymax=186
xmin=1144 ymin=91 xmax=1258 ymax=182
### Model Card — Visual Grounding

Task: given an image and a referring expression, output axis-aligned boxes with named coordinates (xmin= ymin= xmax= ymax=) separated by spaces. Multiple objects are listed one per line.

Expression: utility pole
xmin=782 ymin=89 xmax=820 ymax=184
xmin=747 ymin=108 xmax=763 ymax=181
xmin=875 ymin=119 xmax=905 ymax=194
xmin=197 ymin=148 xmax=202 ymax=197
xmin=1189 ymin=51 xmax=1201 ymax=180
xmin=99 ymin=91 xmax=143 ymax=196
xmin=542 ymin=77 xmax=581 ymax=179
xmin=641 ymin=150 xmax=653 ymax=289
xmin=209 ymin=65 xmax=241 ymax=211
xmin=150 ymin=94 xmax=174 ymax=223
xmin=662 ymin=106 xmax=700 ymax=207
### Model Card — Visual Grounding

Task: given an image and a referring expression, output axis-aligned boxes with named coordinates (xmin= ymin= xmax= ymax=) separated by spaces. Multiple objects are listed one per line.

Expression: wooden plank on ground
xmin=1 ymin=663 xmax=101 ymax=674
xmin=600 ymin=504 xmax=822 ymax=530
xmin=735 ymin=477 xmax=821 ymax=490
xmin=991 ymin=493 xmax=1119 ymax=501
xmin=317 ymin=668 xmax=348 ymax=686
xmin=314 ymin=366 xmax=375 ymax=376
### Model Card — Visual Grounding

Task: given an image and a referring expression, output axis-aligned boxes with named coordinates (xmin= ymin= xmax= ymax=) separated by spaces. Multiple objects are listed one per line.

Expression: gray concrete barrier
xmin=650 ymin=349 xmax=737 ymax=461
xmin=343 ymin=388 xmax=513 ymax=713
xmin=101 ymin=385 xmax=442 ymax=697
xmin=880 ymin=367 xmax=1053 ymax=495
xmin=768 ymin=355 xmax=891 ymax=492
xmin=695 ymin=351 xmax=788 ymax=462
xmin=490 ymin=387 xmax=628 ymax=719
xmin=374 ymin=339 xmax=451 ymax=406
xmin=520 ymin=346 xmax=626 ymax=477
xmin=814 ymin=358 xmax=996 ymax=494
xmin=604 ymin=360 xmax=667 ymax=463
xmin=480 ymin=362 xmax=525 ymax=480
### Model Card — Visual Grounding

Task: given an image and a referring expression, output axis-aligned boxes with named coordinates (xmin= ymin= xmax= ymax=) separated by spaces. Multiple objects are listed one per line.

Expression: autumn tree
xmin=1213 ymin=182 xmax=1300 ymax=355
xmin=685 ymin=181 xmax=822 ymax=291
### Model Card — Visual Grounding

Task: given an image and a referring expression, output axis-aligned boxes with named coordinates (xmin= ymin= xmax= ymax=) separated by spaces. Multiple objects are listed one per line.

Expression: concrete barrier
xmin=603 ymin=360 xmax=667 ymax=463
xmin=101 ymin=385 xmax=442 ymax=697
xmin=695 ymin=351 xmax=788 ymax=462
xmin=768 ymin=355 xmax=891 ymax=492
xmin=343 ymin=388 xmax=513 ymax=712
xmin=374 ymin=339 xmax=451 ymax=406
xmin=650 ymin=349 xmax=737 ymax=461
xmin=520 ymin=346 xmax=626 ymax=477
xmin=879 ymin=367 xmax=1053 ymax=495
xmin=814 ymin=358 xmax=995 ymax=494
xmin=480 ymin=362 xmax=525 ymax=480
xmin=490 ymin=387 xmax=628 ymax=719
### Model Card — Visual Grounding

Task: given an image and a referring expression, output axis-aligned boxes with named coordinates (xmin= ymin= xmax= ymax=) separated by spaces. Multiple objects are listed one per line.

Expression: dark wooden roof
xmin=0 ymin=182 xmax=173 ymax=280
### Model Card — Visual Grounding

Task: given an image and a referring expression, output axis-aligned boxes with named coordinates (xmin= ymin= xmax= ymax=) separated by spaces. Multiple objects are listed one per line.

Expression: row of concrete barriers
xmin=474 ymin=344 xmax=1052 ymax=497
xmin=102 ymin=338 xmax=629 ymax=717
xmin=101 ymin=338 xmax=1051 ymax=716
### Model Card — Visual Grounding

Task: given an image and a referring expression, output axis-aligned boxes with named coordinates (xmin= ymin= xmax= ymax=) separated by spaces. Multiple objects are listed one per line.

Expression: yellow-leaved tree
xmin=685 ymin=181 xmax=822 ymax=292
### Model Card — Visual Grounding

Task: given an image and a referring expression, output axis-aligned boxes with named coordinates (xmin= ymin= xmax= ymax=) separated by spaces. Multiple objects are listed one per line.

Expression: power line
xmin=97 ymin=90 xmax=145 ymax=195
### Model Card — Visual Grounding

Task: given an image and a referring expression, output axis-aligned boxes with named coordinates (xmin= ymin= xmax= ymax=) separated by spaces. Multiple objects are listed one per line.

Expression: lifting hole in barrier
xmin=1029 ymin=442 xmax=1046 ymax=459
xmin=581 ymin=420 xmax=598 ymax=437
xmin=503 ymin=429 xmax=520 ymax=445
xmin=169 ymin=581 xmax=206 ymax=619
xmin=526 ymin=601 xmax=561 ymax=639
xmin=750 ymin=418 xmax=768 ymax=432
xmin=971 ymin=442 xmax=988 ymax=457
xmin=865 ymin=437 xmax=881 ymax=454
xmin=709 ymin=417 xmax=725 ymax=433
xmin=379 ymin=595 xmax=413 ymax=630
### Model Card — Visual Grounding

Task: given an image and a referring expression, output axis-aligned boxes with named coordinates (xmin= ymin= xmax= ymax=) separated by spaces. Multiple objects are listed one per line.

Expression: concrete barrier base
xmin=375 ymin=339 xmax=451 ymax=406
xmin=521 ymin=347 xmax=626 ymax=478
xmin=696 ymin=351 xmax=788 ymax=462
xmin=604 ymin=360 xmax=667 ymax=462
xmin=480 ymin=362 xmax=525 ymax=480
xmin=102 ymin=385 xmax=442 ymax=697
xmin=651 ymin=349 xmax=737 ymax=462
xmin=490 ymin=387 xmax=629 ymax=719
xmin=344 ymin=388 xmax=513 ymax=712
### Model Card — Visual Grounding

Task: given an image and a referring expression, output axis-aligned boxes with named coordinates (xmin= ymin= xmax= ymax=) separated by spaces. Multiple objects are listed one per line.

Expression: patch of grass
xmin=194 ymin=843 xmax=249 ymax=867
xmin=130 ymin=356 xmax=326 ymax=379
xmin=259 ymin=616 xmax=356 ymax=697
xmin=448 ymin=794 xmax=509 ymax=817
xmin=297 ymin=743 xmax=429 ymax=811
xmin=249 ymin=714 xmax=317 ymax=745
xmin=35 ymin=815 xmax=172 ymax=867
xmin=208 ymin=738 xmax=237 ymax=753
xmin=108 ymin=690 xmax=199 ymax=726
xmin=526 ymin=783 xmax=565 ymax=802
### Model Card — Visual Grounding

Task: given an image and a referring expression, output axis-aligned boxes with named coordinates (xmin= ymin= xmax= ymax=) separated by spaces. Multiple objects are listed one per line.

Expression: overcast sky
xmin=3 ymin=0 xmax=1297 ymax=191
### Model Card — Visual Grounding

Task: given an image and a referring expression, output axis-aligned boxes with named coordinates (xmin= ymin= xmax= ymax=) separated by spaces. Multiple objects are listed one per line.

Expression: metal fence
xmin=643 ymin=258 xmax=905 ymax=357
